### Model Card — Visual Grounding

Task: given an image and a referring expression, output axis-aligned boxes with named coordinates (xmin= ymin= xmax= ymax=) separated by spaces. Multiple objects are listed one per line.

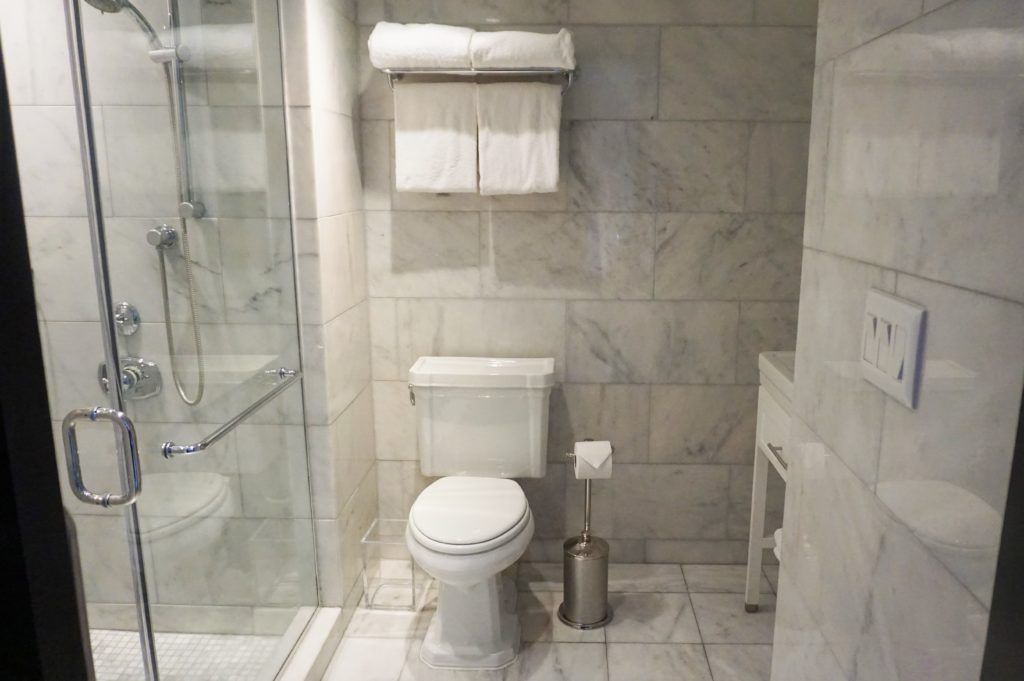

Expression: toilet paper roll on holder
xmin=564 ymin=440 xmax=613 ymax=544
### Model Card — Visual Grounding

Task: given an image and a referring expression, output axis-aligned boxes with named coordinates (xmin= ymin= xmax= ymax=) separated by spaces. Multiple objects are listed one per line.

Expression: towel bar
xmin=381 ymin=67 xmax=577 ymax=93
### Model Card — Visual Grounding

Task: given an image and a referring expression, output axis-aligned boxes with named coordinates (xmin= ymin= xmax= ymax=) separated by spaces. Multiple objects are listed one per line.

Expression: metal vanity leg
xmin=745 ymin=445 xmax=769 ymax=613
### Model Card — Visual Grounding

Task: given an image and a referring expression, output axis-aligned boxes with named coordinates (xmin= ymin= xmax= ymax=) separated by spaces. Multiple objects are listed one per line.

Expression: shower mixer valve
xmin=146 ymin=224 xmax=178 ymax=250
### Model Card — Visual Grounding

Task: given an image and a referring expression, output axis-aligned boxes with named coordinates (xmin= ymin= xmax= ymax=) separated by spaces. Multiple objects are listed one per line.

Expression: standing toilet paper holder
xmin=558 ymin=440 xmax=614 ymax=629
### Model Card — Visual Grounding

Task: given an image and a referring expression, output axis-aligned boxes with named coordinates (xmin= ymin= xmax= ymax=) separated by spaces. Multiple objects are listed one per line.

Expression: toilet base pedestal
xmin=419 ymin=574 xmax=520 ymax=670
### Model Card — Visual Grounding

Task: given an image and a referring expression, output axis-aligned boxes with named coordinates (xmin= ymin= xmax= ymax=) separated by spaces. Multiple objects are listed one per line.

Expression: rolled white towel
xmin=368 ymin=21 xmax=474 ymax=69
xmin=470 ymin=28 xmax=575 ymax=70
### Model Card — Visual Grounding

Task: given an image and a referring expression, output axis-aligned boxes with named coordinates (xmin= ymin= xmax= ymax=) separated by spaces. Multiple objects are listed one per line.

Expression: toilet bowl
xmin=407 ymin=476 xmax=534 ymax=669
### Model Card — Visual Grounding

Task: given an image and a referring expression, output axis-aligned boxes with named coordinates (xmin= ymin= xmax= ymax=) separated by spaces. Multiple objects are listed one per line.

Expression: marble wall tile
xmin=322 ymin=301 xmax=372 ymax=423
xmin=660 ymin=28 xmax=815 ymax=121
xmin=11 ymin=105 xmax=101 ymax=217
xmin=814 ymin=0 xmax=923 ymax=64
xmin=745 ymin=122 xmax=810 ymax=212
xmin=367 ymin=211 xmax=482 ymax=297
xmin=220 ymin=218 xmax=298 ymax=324
xmin=875 ymin=274 xmax=1023 ymax=605
xmin=236 ymin=424 xmax=312 ymax=519
xmin=818 ymin=14 xmax=1024 ymax=302
xmin=359 ymin=123 xmax=391 ymax=210
xmin=307 ymin=386 xmax=376 ymax=519
xmin=736 ymin=301 xmax=799 ymax=384
xmin=654 ymin=213 xmax=802 ymax=301
xmin=801 ymin=61 xmax=834 ymax=249
xmin=566 ymin=464 xmax=730 ymax=540
xmin=755 ymin=0 xmax=819 ymax=26
xmin=25 ymin=218 xmax=101 ymax=323
xmin=567 ymin=301 xmax=738 ymax=384
xmin=769 ymin=570 xmax=846 ymax=681
xmin=794 ymin=250 xmax=896 ymax=486
xmin=306 ymin=0 xmax=360 ymax=116
xmin=569 ymin=121 xmax=749 ymax=212
xmin=0 ymin=0 xmax=73 ymax=105
xmin=520 ymin=463 xmax=567 ymax=539
xmin=356 ymin=26 xmax=394 ymax=121
xmin=101 ymin=105 xmax=179 ymax=217
xmin=649 ymin=386 xmax=758 ymax=464
xmin=568 ymin=0 xmax=753 ymax=25
xmin=379 ymin=0 xmax=568 ymax=24
xmin=376 ymin=460 xmax=429 ymax=520
xmin=310 ymin=108 xmax=364 ymax=219
xmin=481 ymin=212 xmax=655 ymax=300
xmin=564 ymin=27 xmax=659 ymax=120
xmin=372 ymin=381 xmax=418 ymax=461
xmin=645 ymin=540 xmax=750 ymax=564
xmin=394 ymin=298 xmax=567 ymax=381
xmin=547 ymin=384 xmax=650 ymax=463
xmin=369 ymin=298 xmax=399 ymax=380
xmin=74 ymin=515 xmax=139 ymax=604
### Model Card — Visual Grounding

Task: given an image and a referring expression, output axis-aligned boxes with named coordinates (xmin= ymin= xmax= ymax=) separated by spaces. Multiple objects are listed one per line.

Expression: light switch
xmin=860 ymin=289 xmax=925 ymax=408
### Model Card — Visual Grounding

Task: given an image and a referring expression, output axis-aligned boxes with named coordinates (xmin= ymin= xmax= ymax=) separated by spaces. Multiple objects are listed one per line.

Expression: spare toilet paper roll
xmin=573 ymin=440 xmax=613 ymax=479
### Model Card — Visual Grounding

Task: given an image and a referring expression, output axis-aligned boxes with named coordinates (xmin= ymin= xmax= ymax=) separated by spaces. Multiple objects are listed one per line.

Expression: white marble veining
xmin=649 ymin=386 xmax=757 ymax=464
xmin=564 ymin=27 xmax=659 ymax=120
xmin=547 ymin=384 xmax=650 ymax=464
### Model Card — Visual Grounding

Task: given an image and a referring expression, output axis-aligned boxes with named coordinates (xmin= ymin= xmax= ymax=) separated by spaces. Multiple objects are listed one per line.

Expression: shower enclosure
xmin=24 ymin=1 xmax=316 ymax=678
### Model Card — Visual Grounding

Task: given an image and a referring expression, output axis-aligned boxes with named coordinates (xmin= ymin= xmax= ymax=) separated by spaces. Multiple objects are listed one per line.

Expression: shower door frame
xmin=63 ymin=0 xmax=161 ymax=677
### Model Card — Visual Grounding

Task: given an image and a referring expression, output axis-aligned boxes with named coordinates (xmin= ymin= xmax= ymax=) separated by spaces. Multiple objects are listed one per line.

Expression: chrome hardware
xmin=113 ymin=301 xmax=141 ymax=336
xmin=98 ymin=357 xmax=162 ymax=400
xmin=408 ymin=384 xmax=416 ymax=406
xmin=162 ymin=368 xmax=301 ymax=457
xmin=61 ymin=406 xmax=142 ymax=508
xmin=148 ymin=44 xmax=190 ymax=64
xmin=146 ymin=224 xmax=178 ymax=249
xmin=178 ymin=200 xmax=205 ymax=219
xmin=382 ymin=66 xmax=578 ymax=94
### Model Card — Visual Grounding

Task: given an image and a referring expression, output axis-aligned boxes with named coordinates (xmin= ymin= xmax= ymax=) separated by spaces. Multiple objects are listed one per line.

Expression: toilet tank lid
xmin=409 ymin=356 xmax=555 ymax=388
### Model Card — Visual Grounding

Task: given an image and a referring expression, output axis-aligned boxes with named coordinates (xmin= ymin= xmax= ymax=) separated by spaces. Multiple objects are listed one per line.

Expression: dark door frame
xmin=0 ymin=40 xmax=93 ymax=681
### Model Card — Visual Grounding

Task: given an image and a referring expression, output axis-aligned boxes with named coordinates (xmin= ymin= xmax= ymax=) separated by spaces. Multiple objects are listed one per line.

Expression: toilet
xmin=405 ymin=356 xmax=555 ymax=670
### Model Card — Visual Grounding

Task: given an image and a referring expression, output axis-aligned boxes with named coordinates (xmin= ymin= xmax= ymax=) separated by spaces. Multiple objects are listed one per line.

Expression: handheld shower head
xmin=83 ymin=0 xmax=164 ymax=50
xmin=85 ymin=0 xmax=126 ymax=12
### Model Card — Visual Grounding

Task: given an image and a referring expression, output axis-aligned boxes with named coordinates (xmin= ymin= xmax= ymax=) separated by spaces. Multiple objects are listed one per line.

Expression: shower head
xmin=85 ymin=0 xmax=126 ymax=12
xmin=84 ymin=0 xmax=165 ymax=50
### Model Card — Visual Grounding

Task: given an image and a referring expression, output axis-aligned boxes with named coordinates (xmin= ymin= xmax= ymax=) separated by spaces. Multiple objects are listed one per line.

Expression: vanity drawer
xmin=756 ymin=386 xmax=790 ymax=476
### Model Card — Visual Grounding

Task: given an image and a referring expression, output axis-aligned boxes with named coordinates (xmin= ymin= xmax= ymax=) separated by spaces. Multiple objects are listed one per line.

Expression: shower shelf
xmin=381 ymin=67 xmax=578 ymax=93
xmin=160 ymin=367 xmax=301 ymax=458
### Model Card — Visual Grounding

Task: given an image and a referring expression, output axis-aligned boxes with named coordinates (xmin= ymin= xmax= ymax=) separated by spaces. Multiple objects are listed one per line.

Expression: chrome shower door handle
xmin=61 ymin=407 xmax=142 ymax=508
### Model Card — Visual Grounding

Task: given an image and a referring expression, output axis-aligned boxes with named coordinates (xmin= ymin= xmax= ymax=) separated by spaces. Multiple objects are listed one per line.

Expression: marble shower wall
xmin=2 ymin=0 xmax=323 ymax=634
xmin=773 ymin=1 xmax=1024 ymax=680
xmin=357 ymin=0 xmax=817 ymax=562
xmin=280 ymin=0 xmax=377 ymax=617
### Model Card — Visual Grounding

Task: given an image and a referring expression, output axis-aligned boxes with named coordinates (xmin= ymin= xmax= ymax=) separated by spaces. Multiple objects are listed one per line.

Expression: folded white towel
xmin=368 ymin=22 xmax=474 ymax=69
xmin=477 ymin=82 xmax=561 ymax=195
xmin=470 ymin=28 xmax=576 ymax=70
xmin=394 ymin=82 xmax=478 ymax=193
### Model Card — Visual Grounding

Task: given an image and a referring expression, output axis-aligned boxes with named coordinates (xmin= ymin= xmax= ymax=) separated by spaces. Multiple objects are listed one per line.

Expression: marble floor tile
xmin=604 ymin=593 xmax=701 ymax=643
xmin=607 ymin=643 xmax=712 ymax=681
xmin=511 ymin=642 xmax=608 ymax=681
xmin=683 ymin=565 xmax=771 ymax=594
xmin=691 ymin=593 xmax=776 ymax=644
xmin=704 ymin=644 xmax=773 ymax=681
xmin=519 ymin=591 xmax=606 ymax=644
xmin=607 ymin=564 xmax=687 ymax=593
xmin=398 ymin=639 xmax=508 ymax=681
xmin=323 ymin=637 xmax=410 ymax=681
xmin=344 ymin=606 xmax=432 ymax=639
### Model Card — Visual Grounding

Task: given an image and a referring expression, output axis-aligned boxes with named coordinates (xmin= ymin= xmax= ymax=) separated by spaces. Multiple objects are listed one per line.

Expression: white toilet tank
xmin=409 ymin=357 xmax=555 ymax=478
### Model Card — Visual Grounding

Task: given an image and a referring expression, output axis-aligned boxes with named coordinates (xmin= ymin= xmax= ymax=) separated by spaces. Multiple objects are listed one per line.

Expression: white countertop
xmin=758 ymin=351 xmax=795 ymax=403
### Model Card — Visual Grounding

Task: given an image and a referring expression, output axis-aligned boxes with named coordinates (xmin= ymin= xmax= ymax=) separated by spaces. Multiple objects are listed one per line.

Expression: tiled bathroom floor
xmin=91 ymin=628 xmax=280 ymax=681
xmin=325 ymin=563 xmax=780 ymax=681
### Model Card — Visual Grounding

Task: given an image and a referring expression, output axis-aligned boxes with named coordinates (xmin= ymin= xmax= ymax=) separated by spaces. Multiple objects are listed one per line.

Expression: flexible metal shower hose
xmin=159 ymin=61 xmax=205 ymax=405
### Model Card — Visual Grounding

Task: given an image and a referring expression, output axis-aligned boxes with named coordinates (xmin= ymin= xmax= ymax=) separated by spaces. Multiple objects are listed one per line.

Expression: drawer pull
xmin=766 ymin=443 xmax=787 ymax=469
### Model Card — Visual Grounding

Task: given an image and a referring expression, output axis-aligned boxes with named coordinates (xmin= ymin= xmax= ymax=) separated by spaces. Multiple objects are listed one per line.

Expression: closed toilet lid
xmin=410 ymin=477 xmax=528 ymax=546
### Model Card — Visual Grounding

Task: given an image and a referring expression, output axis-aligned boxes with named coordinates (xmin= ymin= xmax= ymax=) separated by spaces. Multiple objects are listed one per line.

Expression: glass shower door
xmin=54 ymin=1 xmax=317 ymax=679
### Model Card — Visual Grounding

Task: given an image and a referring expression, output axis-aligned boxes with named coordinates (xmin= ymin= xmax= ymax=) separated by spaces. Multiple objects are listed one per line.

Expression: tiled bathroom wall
xmin=357 ymin=0 xmax=817 ymax=562
xmin=773 ymin=1 xmax=1024 ymax=679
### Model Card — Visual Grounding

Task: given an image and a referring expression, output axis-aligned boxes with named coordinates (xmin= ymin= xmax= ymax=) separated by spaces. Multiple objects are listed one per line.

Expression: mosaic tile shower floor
xmin=91 ymin=628 xmax=279 ymax=681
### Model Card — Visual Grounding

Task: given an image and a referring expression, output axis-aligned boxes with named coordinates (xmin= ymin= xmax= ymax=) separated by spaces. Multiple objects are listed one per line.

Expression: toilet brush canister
xmin=559 ymin=441 xmax=613 ymax=629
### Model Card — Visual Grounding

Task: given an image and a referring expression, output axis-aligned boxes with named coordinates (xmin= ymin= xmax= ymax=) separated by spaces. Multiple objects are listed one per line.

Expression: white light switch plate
xmin=860 ymin=289 xmax=925 ymax=409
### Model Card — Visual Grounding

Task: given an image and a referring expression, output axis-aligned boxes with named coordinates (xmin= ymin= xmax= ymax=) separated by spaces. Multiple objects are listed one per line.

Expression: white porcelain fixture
xmin=406 ymin=356 xmax=554 ymax=669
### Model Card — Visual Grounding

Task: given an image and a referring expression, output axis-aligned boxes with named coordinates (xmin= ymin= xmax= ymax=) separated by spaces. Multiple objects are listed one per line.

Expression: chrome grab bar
xmin=62 ymin=406 xmax=142 ymax=508
xmin=161 ymin=368 xmax=300 ymax=458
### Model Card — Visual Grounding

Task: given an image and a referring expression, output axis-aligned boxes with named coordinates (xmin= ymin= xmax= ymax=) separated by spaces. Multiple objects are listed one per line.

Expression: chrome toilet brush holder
xmin=558 ymin=451 xmax=613 ymax=630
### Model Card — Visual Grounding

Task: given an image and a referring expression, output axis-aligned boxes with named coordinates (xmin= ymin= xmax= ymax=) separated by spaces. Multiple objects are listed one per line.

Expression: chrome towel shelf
xmin=161 ymin=367 xmax=300 ymax=458
xmin=382 ymin=67 xmax=578 ymax=93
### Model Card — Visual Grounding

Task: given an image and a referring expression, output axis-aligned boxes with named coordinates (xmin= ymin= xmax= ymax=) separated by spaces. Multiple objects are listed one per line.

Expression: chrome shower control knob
xmin=113 ymin=301 xmax=141 ymax=336
xmin=146 ymin=224 xmax=178 ymax=249
xmin=178 ymin=200 xmax=205 ymax=219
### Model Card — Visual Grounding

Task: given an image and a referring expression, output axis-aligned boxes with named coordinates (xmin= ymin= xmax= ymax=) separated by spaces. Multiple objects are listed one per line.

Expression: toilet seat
xmin=410 ymin=477 xmax=530 ymax=555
